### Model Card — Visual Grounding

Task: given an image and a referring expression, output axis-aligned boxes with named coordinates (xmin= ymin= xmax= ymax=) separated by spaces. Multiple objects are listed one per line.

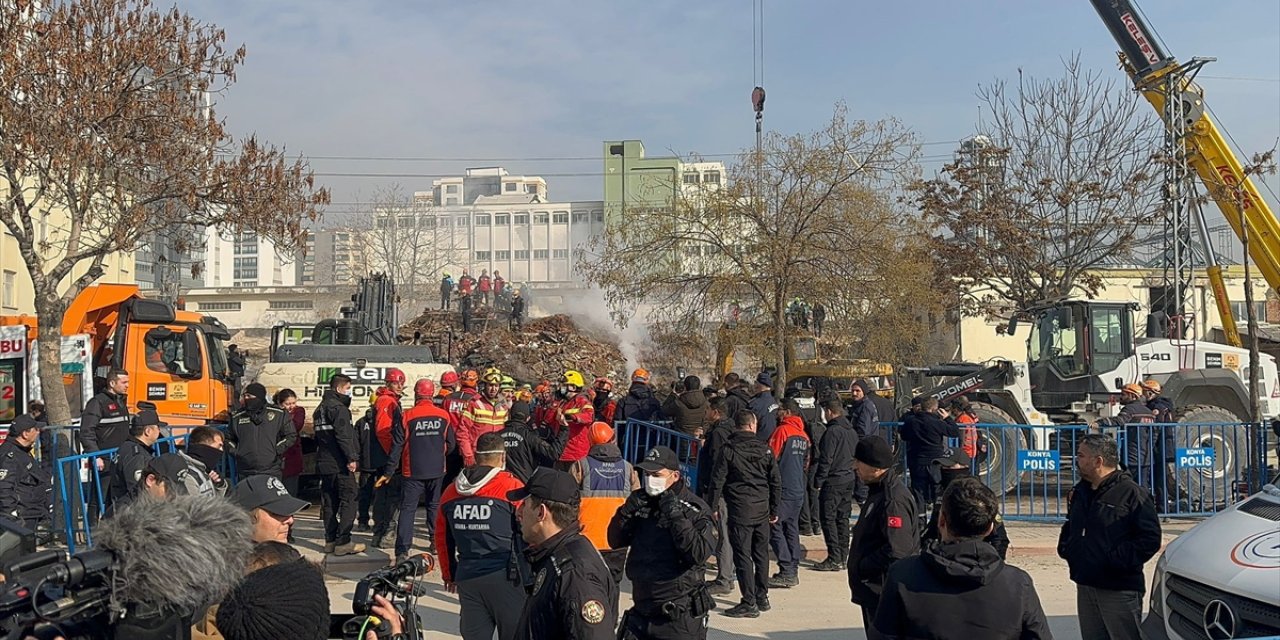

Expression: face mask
xmin=244 ymin=396 xmax=267 ymax=413
xmin=644 ymin=474 xmax=669 ymax=497
xmin=337 ymin=388 xmax=352 ymax=397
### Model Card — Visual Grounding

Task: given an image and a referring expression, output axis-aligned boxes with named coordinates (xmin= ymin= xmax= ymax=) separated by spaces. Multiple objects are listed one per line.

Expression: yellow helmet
xmin=483 ymin=371 xmax=503 ymax=387
xmin=563 ymin=370 xmax=586 ymax=388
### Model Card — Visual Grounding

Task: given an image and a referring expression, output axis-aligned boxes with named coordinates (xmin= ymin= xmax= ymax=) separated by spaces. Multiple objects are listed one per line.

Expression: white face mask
xmin=644 ymin=474 xmax=669 ymax=497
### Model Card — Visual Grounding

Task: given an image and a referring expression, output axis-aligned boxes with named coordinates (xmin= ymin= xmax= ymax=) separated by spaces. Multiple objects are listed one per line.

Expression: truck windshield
xmin=1028 ymin=307 xmax=1086 ymax=376
xmin=204 ymin=331 xmax=230 ymax=379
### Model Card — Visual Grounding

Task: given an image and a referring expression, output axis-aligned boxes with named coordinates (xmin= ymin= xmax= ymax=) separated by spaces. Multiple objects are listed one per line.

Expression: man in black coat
xmin=662 ymin=375 xmax=708 ymax=437
xmin=0 ymin=416 xmax=52 ymax=537
xmin=616 ymin=369 xmax=663 ymax=425
xmin=1058 ymin=434 xmax=1161 ymax=640
xmin=798 ymin=392 xmax=827 ymax=537
xmin=109 ymin=409 xmax=164 ymax=512
xmin=499 ymin=403 xmax=566 ymax=483
xmin=708 ymin=411 xmax=781 ymax=619
xmin=848 ymin=436 xmax=919 ymax=639
xmin=227 ymin=383 xmax=296 ymax=481
xmin=721 ymin=373 xmax=752 ymax=422
xmin=79 ymin=368 xmax=131 ymax=516
xmin=609 ymin=446 xmax=718 ymax=639
xmin=848 ymin=381 xmax=880 ymax=504
xmin=812 ymin=398 xmax=858 ymax=572
xmin=314 ymin=374 xmax=365 ymax=556
xmin=875 ymin=477 xmax=1052 ymax=639
xmin=747 ymin=372 xmax=779 ymax=443
xmin=696 ymin=396 xmax=738 ymax=596
xmin=898 ymin=397 xmax=961 ymax=505
xmin=920 ymin=448 xmax=1010 ymax=559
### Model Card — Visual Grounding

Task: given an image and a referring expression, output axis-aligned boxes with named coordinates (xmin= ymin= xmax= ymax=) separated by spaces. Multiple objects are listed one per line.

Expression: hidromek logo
xmin=316 ymin=366 xmax=390 ymax=385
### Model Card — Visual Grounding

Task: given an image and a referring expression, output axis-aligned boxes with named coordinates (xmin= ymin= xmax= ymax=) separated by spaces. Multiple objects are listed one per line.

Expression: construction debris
xmin=399 ymin=310 xmax=626 ymax=383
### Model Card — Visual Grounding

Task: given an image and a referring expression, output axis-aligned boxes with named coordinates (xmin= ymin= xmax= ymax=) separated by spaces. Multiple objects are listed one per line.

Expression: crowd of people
xmin=0 ymin=360 xmax=1175 ymax=640
xmin=439 ymin=269 xmax=529 ymax=331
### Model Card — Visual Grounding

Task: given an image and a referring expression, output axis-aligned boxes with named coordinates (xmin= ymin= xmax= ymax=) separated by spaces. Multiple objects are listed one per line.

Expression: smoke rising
xmin=543 ymin=287 xmax=651 ymax=376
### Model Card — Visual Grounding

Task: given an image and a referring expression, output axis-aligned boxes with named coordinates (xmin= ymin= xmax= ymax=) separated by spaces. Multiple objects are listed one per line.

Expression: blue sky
xmin=189 ymin=0 xmax=1280 ymax=218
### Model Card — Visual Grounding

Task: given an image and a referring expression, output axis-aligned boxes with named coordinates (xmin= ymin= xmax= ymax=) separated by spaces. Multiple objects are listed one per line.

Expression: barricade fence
xmin=620 ymin=418 xmax=1270 ymax=524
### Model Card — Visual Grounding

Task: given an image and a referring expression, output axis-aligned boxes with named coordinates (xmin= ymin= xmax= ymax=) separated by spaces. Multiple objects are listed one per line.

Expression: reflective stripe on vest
xmin=579 ymin=456 xmax=630 ymax=550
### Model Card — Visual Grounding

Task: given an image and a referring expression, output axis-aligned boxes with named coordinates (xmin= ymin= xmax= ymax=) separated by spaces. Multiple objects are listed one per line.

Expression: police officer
xmin=314 ymin=373 xmax=364 ymax=556
xmin=848 ymin=436 xmax=919 ymax=638
xmin=0 ymin=415 xmax=53 ymax=536
xmin=608 ymin=446 xmax=717 ymax=639
xmin=385 ymin=378 xmax=456 ymax=563
xmin=510 ymin=469 xmax=618 ymax=640
xmin=499 ymin=402 xmax=566 ymax=483
xmin=79 ymin=368 xmax=131 ymax=512
xmin=111 ymin=409 xmax=165 ymax=510
xmin=227 ymin=383 xmax=296 ymax=481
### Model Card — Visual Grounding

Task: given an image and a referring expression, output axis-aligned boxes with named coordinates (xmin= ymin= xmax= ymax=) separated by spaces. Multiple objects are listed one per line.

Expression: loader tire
xmin=1171 ymin=405 xmax=1247 ymax=511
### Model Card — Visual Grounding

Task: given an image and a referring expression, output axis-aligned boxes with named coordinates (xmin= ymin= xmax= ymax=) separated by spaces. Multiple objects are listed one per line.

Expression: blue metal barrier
xmin=619 ymin=419 xmax=699 ymax=488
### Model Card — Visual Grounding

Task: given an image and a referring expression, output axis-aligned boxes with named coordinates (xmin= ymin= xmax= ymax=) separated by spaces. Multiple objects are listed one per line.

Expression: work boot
xmin=355 ymin=521 xmax=372 ymax=533
xmin=323 ymin=542 xmax=336 ymax=554
xmin=722 ymin=602 xmax=759 ymax=619
xmin=757 ymin=595 xmax=771 ymax=612
xmin=374 ymin=534 xmax=394 ymax=550
xmin=707 ymin=579 xmax=735 ymax=596
xmin=334 ymin=541 xmax=367 ymax=556
xmin=810 ymin=558 xmax=839 ymax=571
xmin=768 ymin=573 xmax=799 ymax=588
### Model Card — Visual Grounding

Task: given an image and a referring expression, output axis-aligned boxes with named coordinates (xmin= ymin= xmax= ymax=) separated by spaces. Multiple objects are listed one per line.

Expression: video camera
xmin=0 ymin=548 xmax=117 ymax=640
xmin=337 ymin=553 xmax=435 ymax=640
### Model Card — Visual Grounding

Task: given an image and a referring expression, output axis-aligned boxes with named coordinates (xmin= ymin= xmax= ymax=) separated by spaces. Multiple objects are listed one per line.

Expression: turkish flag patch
xmin=887 ymin=516 xmax=903 ymax=529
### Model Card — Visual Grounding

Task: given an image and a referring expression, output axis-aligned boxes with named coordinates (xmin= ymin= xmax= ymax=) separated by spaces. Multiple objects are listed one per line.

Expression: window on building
xmin=495 ymin=250 xmax=510 ymax=260
xmin=419 ymin=217 xmax=436 ymax=229
xmin=534 ymin=212 xmax=550 ymax=224
xmin=526 ymin=184 xmax=538 ymax=194
xmin=198 ymin=301 xmax=242 ymax=312
xmin=2 ymin=270 xmax=14 ymax=308
xmin=553 ymin=249 xmax=569 ymax=259
xmin=376 ymin=217 xmax=389 ymax=230
xmin=398 ymin=215 xmax=415 ymax=229
xmin=455 ymin=215 xmax=469 ymax=227
xmin=495 ymin=214 xmax=510 ymax=226
xmin=233 ymin=257 xmax=258 ymax=281
xmin=703 ymin=171 xmax=721 ymax=184
xmin=446 ymin=184 xmax=458 ymax=194
xmin=553 ymin=212 xmax=569 ymax=224
xmin=514 ymin=214 xmax=529 ymax=225
xmin=571 ymin=212 xmax=587 ymax=223
xmin=533 ymin=249 xmax=549 ymax=259
xmin=475 ymin=214 xmax=490 ymax=226
xmin=593 ymin=211 xmax=605 ymax=222
xmin=268 ymin=300 xmax=314 ymax=310
xmin=504 ymin=182 xmax=517 ymax=192
xmin=1230 ymin=301 xmax=1267 ymax=321
xmin=683 ymin=172 xmax=700 ymax=184
xmin=475 ymin=251 xmax=490 ymax=261
xmin=234 ymin=232 xmax=258 ymax=255
xmin=445 ymin=197 xmax=459 ymax=206
xmin=514 ymin=250 xmax=529 ymax=260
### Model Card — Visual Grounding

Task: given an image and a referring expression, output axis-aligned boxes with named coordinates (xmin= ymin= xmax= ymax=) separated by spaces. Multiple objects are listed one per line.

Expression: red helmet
xmin=385 ymin=368 xmax=407 ymax=388
xmin=594 ymin=377 xmax=614 ymax=392
xmin=414 ymin=378 xmax=436 ymax=400
xmin=440 ymin=371 xmax=460 ymax=387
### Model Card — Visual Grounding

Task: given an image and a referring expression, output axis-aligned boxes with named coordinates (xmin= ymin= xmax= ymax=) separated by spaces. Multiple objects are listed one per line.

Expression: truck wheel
xmin=968 ymin=402 xmax=1028 ymax=495
xmin=1171 ymin=405 xmax=1246 ymax=510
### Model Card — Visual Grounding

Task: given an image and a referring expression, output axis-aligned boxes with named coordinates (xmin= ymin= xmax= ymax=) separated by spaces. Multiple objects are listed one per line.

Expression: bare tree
xmin=912 ymin=56 xmax=1161 ymax=319
xmin=581 ymin=104 xmax=934 ymax=388
xmin=351 ymin=185 xmax=464 ymax=316
xmin=0 ymin=0 xmax=329 ymax=422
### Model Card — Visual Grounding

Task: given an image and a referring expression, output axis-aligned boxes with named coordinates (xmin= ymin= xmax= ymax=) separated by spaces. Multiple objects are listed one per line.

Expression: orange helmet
xmin=1140 ymin=379 xmax=1162 ymax=394
xmin=1121 ymin=383 xmax=1144 ymax=397
xmin=594 ymin=377 xmax=613 ymax=392
xmin=589 ymin=421 xmax=615 ymax=446
xmin=631 ymin=368 xmax=650 ymax=384
xmin=534 ymin=380 xmax=552 ymax=396
xmin=461 ymin=369 xmax=479 ymax=388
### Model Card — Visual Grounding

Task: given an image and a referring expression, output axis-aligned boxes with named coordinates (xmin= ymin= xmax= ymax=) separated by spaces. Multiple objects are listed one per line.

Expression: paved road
xmin=298 ymin=510 xmax=1188 ymax=639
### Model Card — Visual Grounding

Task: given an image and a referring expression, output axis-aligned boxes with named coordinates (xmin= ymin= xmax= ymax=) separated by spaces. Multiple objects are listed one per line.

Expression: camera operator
xmin=230 ymin=475 xmax=310 ymax=544
xmin=0 ymin=415 xmax=52 ymax=537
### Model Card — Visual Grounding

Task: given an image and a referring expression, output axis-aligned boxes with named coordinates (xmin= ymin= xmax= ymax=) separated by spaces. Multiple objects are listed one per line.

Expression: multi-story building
xmin=135 ymin=226 xmax=206 ymax=301
xmin=426 ymin=167 xmax=548 ymax=207
xmin=202 ymin=226 xmax=301 ymax=289
xmin=299 ymin=228 xmax=367 ymax=287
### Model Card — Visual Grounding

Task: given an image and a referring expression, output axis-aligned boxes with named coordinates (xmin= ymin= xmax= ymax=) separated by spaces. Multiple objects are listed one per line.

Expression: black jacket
xmin=1057 ymin=470 xmax=1162 ymax=593
xmin=708 ymin=430 xmax=781 ymax=525
xmin=848 ymin=397 xmax=880 ymax=440
xmin=874 ymin=540 xmax=1052 ymax=640
xmin=724 ymin=386 xmax=752 ymax=422
xmin=607 ymin=479 xmax=717 ymax=606
xmin=899 ymin=412 xmax=960 ymax=473
xmin=79 ymin=390 xmax=131 ymax=454
xmin=748 ymin=391 xmax=779 ymax=442
xmin=354 ymin=406 xmax=388 ymax=473
xmin=849 ymin=466 xmax=919 ymax=605
xmin=922 ymin=510 xmax=1010 ymax=559
xmin=1147 ymin=396 xmax=1177 ymax=461
xmin=111 ymin=437 xmax=154 ymax=504
xmin=500 ymin=418 xmax=566 ymax=483
xmin=815 ymin=416 xmax=858 ymax=487
xmin=0 ymin=440 xmax=52 ymax=524
xmin=662 ymin=389 xmax=707 ymax=436
xmin=227 ymin=405 xmax=296 ymax=478
xmin=616 ymin=383 xmax=662 ymax=425
xmin=313 ymin=390 xmax=359 ymax=475
xmin=516 ymin=528 xmax=618 ymax=640
xmin=695 ymin=416 xmax=734 ymax=498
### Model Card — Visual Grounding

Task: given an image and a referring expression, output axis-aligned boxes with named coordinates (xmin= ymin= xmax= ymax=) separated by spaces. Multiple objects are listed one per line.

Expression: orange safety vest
xmin=957 ymin=413 xmax=979 ymax=459
xmin=577 ymin=455 xmax=632 ymax=550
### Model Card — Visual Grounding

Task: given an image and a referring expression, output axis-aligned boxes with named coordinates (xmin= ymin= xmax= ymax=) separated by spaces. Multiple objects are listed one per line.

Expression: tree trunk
xmin=33 ymin=283 xmax=73 ymax=425
xmin=774 ymin=290 xmax=787 ymax=398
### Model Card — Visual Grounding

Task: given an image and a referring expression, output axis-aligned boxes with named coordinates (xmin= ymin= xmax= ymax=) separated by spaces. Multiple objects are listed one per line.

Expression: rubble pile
xmin=399 ymin=310 xmax=625 ymax=383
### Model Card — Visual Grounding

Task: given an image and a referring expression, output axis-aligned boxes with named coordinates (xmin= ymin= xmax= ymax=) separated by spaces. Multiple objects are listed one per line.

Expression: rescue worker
xmin=227 ymin=383 xmax=297 ymax=481
xmin=510 ymin=290 xmax=525 ymax=331
xmin=111 ymin=409 xmax=164 ymax=510
xmin=709 ymin=411 xmax=781 ymax=618
xmin=500 ymin=375 xmax=517 ymax=410
xmin=570 ymin=422 xmax=639 ymax=585
xmin=0 ymin=415 xmax=52 ymax=537
xmin=748 ymin=371 xmax=779 ymax=443
xmin=555 ymin=370 xmax=595 ymax=467
xmin=493 ymin=270 xmax=506 ymax=299
xmin=617 ymin=369 xmax=662 ymax=425
xmin=366 ymin=368 xmax=406 ymax=547
xmin=1142 ymin=379 xmax=1177 ymax=511
xmin=314 ymin=374 xmax=365 ymax=556
xmin=951 ymin=396 xmax=980 ymax=460
xmin=768 ymin=399 xmax=811 ymax=588
xmin=812 ymin=398 xmax=858 ymax=572
xmin=510 ymin=469 xmax=618 ymax=639
xmin=386 ymin=378 xmax=457 ymax=561
xmin=443 ymin=370 xmax=482 ymax=487
xmin=531 ymin=380 xmax=559 ymax=439
xmin=812 ymin=302 xmax=826 ymax=337
xmin=848 ymin=436 xmax=920 ymax=638
xmin=459 ymin=371 xmax=509 ymax=467
xmin=609 ymin=445 xmax=717 ymax=639
xmin=440 ymin=272 xmax=454 ymax=310
xmin=478 ymin=269 xmax=492 ymax=305
xmin=1104 ymin=383 xmax=1160 ymax=506
xmin=460 ymin=290 xmax=474 ymax=333
xmin=438 ymin=370 xmax=461 ymax=408
xmin=436 ymin=432 xmax=525 ymax=640
xmin=458 ymin=270 xmax=474 ymax=296
xmin=79 ymin=368 xmax=131 ymax=513
xmin=499 ymin=402 xmax=567 ymax=483
xmin=591 ymin=377 xmax=618 ymax=426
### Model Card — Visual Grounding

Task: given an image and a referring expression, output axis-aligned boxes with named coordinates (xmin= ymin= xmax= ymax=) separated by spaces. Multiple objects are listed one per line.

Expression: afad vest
xmin=578 ymin=455 xmax=631 ymax=550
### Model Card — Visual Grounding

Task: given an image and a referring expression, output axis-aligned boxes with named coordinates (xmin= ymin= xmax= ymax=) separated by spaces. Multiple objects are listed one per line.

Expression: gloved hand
xmin=658 ymin=489 xmax=683 ymax=519
xmin=618 ymin=491 xmax=651 ymax=520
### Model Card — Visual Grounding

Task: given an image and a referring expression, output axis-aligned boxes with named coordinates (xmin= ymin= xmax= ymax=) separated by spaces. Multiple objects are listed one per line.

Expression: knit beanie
xmin=216 ymin=560 xmax=330 ymax=640
xmin=854 ymin=436 xmax=896 ymax=469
